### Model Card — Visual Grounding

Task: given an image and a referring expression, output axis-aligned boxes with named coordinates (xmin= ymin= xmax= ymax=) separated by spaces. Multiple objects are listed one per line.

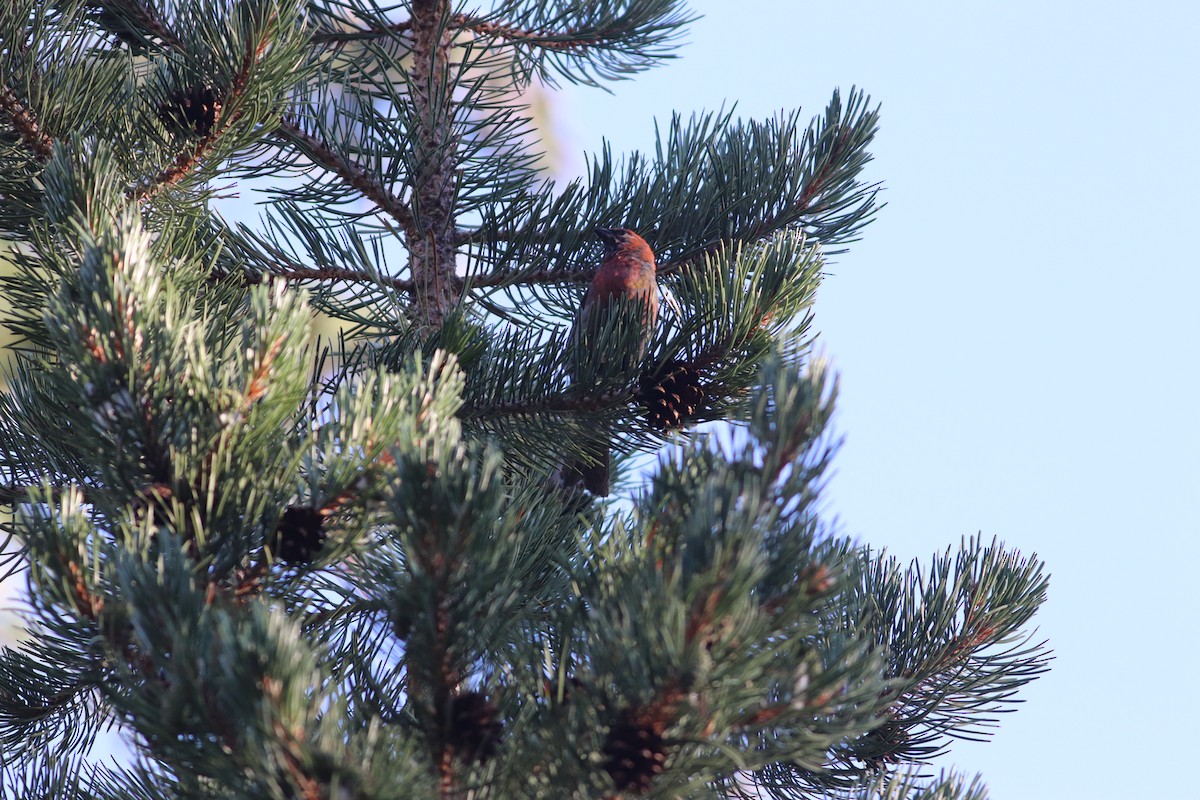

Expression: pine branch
xmin=271 ymin=118 xmax=417 ymax=230
xmin=308 ymin=12 xmax=653 ymax=54
xmin=135 ymin=120 xmax=224 ymax=200
xmin=456 ymin=91 xmax=881 ymax=301
xmin=85 ymin=0 xmax=186 ymax=51
xmin=453 ymin=15 xmax=589 ymax=52
xmin=308 ymin=2 xmax=693 ymax=85
xmin=309 ymin=17 xmax=415 ymax=45
xmin=135 ymin=5 xmax=301 ymax=199
xmin=837 ymin=538 xmax=1052 ymax=768
xmin=471 ymin=0 xmax=695 ymax=86
xmin=250 ymin=261 xmax=417 ymax=293
xmin=451 ymin=11 xmax=675 ymax=57
xmin=0 ymin=633 xmax=110 ymax=766
xmin=238 ymin=257 xmax=599 ymax=293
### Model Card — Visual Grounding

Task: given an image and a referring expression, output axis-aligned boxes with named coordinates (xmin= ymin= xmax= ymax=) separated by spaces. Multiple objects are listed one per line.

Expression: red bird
xmin=564 ymin=227 xmax=660 ymax=496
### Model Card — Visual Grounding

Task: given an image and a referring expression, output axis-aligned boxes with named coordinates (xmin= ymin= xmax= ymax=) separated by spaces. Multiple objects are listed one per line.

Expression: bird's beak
xmin=594 ymin=227 xmax=621 ymax=245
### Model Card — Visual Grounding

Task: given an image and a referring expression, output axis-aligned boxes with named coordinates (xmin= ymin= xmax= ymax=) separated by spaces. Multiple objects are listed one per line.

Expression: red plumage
xmin=564 ymin=228 xmax=660 ymax=496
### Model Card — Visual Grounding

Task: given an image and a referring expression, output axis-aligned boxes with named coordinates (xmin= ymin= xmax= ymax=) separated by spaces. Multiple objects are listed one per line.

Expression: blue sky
xmin=552 ymin=1 xmax=1198 ymax=796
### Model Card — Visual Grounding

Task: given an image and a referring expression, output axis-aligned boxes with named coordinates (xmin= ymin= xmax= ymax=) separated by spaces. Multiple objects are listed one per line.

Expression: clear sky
xmin=554 ymin=1 xmax=1199 ymax=797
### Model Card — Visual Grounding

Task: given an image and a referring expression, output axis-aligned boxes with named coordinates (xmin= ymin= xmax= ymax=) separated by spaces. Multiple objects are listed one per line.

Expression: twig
xmin=272 ymin=119 xmax=416 ymax=231
xmin=309 ymin=13 xmax=593 ymax=52
xmin=451 ymin=15 xmax=594 ymax=53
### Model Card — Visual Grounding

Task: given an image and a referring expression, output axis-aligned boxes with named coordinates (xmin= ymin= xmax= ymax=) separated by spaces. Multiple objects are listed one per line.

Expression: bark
xmin=407 ymin=0 xmax=460 ymax=328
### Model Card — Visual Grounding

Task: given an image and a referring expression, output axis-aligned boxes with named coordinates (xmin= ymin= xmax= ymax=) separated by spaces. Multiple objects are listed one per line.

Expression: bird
xmin=563 ymin=227 xmax=660 ymax=497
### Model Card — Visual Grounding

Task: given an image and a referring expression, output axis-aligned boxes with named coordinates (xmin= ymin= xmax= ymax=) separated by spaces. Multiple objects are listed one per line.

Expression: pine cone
xmin=268 ymin=506 xmax=326 ymax=565
xmin=447 ymin=691 xmax=503 ymax=763
xmin=602 ymin=713 xmax=668 ymax=793
xmin=157 ymin=87 xmax=221 ymax=135
xmin=637 ymin=361 xmax=705 ymax=431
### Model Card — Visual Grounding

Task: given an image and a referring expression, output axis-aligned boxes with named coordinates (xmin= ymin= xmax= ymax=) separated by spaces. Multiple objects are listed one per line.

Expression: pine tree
xmin=0 ymin=2 xmax=1050 ymax=798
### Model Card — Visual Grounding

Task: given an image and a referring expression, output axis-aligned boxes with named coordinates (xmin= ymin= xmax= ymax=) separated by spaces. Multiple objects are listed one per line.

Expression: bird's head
xmin=595 ymin=227 xmax=655 ymax=264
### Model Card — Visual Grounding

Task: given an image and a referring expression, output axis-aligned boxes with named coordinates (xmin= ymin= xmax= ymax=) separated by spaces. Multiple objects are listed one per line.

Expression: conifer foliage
xmin=0 ymin=2 xmax=1049 ymax=798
